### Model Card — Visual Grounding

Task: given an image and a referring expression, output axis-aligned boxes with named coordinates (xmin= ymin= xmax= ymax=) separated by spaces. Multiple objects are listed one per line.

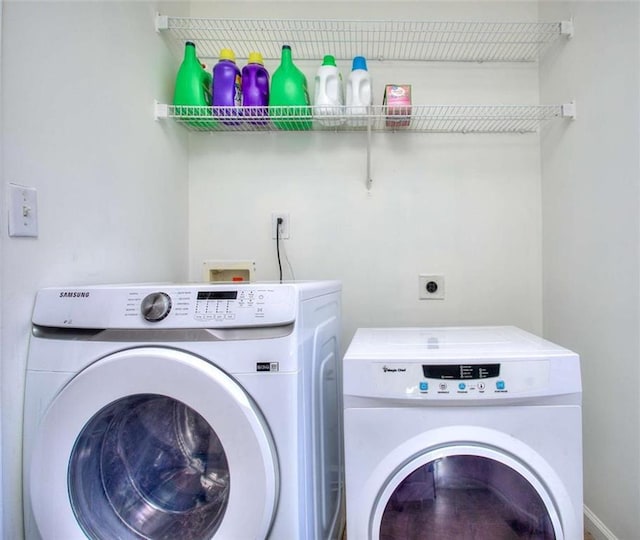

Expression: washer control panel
xmin=123 ymin=286 xmax=295 ymax=326
xmin=193 ymin=289 xmax=272 ymax=322
xmin=30 ymin=284 xmax=323 ymax=329
xmin=118 ymin=286 xmax=295 ymax=327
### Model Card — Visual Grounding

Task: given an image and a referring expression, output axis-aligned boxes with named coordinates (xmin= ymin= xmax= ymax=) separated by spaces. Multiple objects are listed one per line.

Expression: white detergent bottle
xmin=313 ymin=55 xmax=344 ymax=127
xmin=346 ymin=56 xmax=372 ymax=127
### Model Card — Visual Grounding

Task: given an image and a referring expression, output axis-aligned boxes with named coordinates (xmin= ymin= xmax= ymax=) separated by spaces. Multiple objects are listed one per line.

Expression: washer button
xmin=458 ymin=382 xmax=466 ymax=391
xmin=419 ymin=382 xmax=429 ymax=392
xmin=496 ymin=380 xmax=506 ymax=390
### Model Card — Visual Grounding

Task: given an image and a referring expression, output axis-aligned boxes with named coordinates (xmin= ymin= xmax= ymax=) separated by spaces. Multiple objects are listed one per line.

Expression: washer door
xmin=29 ymin=347 xmax=278 ymax=540
xmin=372 ymin=445 xmax=562 ymax=540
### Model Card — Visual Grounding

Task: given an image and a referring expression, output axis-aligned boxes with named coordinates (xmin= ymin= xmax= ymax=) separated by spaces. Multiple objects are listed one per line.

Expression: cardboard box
xmin=383 ymin=84 xmax=412 ymax=127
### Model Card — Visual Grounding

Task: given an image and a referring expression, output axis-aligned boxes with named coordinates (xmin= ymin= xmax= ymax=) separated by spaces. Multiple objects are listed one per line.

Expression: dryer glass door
xmin=375 ymin=449 xmax=561 ymax=540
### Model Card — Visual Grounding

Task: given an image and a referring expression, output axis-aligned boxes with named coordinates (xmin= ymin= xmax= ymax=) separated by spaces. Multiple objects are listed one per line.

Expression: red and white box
xmin=383 ymin=84 xmax=412 ymax=127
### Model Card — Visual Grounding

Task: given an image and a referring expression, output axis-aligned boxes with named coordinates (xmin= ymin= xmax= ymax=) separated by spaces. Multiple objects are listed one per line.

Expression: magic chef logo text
xmin=382 ymin=366 xmax=407 ymax=373
xmin=59 ymin=292 xmax=91 ymax=298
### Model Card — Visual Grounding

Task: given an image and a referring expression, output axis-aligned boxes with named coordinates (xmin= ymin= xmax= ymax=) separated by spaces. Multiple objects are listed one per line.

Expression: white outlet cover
xmin=271 ymin=213 xmax=290 ymax=239
xmin=8 ymin=183 xmax=38 ymax=237
xmin=419 ymin=274 xmax=445 ymax=300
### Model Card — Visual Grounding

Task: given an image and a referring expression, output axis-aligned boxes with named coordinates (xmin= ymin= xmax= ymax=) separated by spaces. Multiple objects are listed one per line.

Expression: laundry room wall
xmin=540 ymin=2 xmax=640 ymax=539
xmin=187 ymin=0 xmax=545 ymax=343
xmin=0 ymin=0 xmax=4 ymax=534
xmin=0 ymin=1 xmax=190 ymax=537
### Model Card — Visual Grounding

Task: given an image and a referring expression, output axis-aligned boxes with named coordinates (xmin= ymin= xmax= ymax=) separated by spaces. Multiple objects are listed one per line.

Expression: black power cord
xmin=276 ymin=217 xmax=283 ymax=283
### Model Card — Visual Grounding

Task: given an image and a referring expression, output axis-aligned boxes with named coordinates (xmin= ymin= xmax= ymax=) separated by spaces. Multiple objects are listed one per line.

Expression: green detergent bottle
xmin=269 ymin=45 xmax=311 ymax=130
xmin=173 ymin=41 xmax=216 ymax=128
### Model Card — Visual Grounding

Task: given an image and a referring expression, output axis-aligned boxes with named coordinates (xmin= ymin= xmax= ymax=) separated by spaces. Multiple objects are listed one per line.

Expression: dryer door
xmin=29 ymin=347 xmax=278 ymax=540
xmin=372 ymin=445 xmax=562 ymax=540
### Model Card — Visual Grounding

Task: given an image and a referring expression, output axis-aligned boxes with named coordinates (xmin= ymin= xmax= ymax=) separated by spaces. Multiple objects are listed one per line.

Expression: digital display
xmin=422 ymin=364 xmax=500 ymax=380
xmin=197 ymin=291 xmax=238 ymax=300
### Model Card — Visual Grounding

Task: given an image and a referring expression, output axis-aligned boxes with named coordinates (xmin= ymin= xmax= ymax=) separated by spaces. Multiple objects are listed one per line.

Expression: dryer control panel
xmin=350 ymin=359 xmax=558 ymax=400
xmin=371 ymin=360 xmax=549 ymax=400
xmin=342 ymin=327 xmax=582 ymax=402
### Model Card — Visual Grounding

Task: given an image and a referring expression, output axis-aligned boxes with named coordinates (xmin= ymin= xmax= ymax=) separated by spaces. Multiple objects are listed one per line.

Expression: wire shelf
xmin=156 ymin=104 xmax=567 ymax=134
xmin=157 ymin=16 xmax=571 ymax=63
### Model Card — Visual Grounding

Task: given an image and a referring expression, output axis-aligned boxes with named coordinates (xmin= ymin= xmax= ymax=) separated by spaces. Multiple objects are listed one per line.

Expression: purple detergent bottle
xmin=212 ymin=48 xmax=241 ymax=124
xmin=241 ymin=52 xmax=269 ymax=125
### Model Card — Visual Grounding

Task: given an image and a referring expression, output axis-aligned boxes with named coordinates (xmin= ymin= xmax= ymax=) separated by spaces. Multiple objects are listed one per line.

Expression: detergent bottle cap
xmin=352 ymin=56 xmax=368 ymax=71
xmin=219 ymin=48 xmax=236 ymax=62
xmin=248 ymin=51 xmax=264 ymax=65
xmin=322 ymin=55 xmax=337 ymax=67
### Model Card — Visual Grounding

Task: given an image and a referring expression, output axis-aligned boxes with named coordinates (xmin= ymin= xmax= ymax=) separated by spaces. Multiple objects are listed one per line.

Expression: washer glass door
xmin=374 ymin=447 xmax=561 ymax=540
xmin=29 ymin=347 xmax=278 ymax=540
xmin=68 ymin=394 xmax=229 ymax=539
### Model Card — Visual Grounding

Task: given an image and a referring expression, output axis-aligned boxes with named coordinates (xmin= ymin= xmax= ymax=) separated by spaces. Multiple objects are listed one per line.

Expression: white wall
xmin=0 ymin=0 xmax=4 ymax=534
xmin=0 ymin=2 xmax=190 ymax=537
xmin=4 ymin=1 xmax=637 ymax=539
xmin=188 ymin=1 xmax=544 ymax=344
xmin=540 ymin=2 xmax=640 ymax=538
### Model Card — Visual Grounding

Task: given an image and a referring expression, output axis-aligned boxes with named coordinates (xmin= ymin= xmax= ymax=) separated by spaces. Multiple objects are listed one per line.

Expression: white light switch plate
xmin=8 ymin=183 xmax=38 ymax=237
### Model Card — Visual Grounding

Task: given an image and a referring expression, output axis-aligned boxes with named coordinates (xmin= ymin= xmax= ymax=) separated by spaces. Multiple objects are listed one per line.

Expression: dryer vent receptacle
xmin=419 ymin=275 xmax=445 ymax=300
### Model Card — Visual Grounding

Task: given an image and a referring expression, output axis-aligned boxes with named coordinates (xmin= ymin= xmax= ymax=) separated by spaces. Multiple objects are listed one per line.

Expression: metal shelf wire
xmin=156 ymin=15 xmax=572 ymax=63
xmin=155 ymin=104 xmax=571 ymax=134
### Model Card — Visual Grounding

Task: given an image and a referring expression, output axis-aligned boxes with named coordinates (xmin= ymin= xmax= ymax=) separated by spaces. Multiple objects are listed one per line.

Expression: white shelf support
xmin=366 ymin=110 xmax=373 ymax=191
xmin=155 ymin=13 xmax=169 ymax=33
xmin=561 ymin=101 xmax=577 ymax=120
xmin=154 ymin=100 xmax=169 ymax=121
xmin=560 ymin=19 xmax=574 ymax=39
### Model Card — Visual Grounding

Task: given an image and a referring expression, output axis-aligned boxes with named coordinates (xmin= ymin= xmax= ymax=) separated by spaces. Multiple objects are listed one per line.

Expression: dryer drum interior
xmin=67 ymin=394 xmax=230 ymax=540
xmin=379 ymin=455 xmax=555 ymax=540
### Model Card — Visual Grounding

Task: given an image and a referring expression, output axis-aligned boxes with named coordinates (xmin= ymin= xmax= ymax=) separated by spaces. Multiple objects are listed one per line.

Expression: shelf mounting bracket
xmin=366 ymin=109 xmax=373 ymax=191
xmin=155 ymin=13 xmax=169 ymax=33
xmin=560 ymin=19 xmax=574 ymax=39
xmin=561 ymin=100 xmax=577 ymax=120
xmin=154 ymin=100 xmax=169 ymax=121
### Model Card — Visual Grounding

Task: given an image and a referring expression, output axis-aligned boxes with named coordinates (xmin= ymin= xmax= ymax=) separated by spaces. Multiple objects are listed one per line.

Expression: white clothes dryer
xmin=343 ymin=326 xmax=582 ymax=540
xmin=23 ymin=282 xmax=344 ymax=540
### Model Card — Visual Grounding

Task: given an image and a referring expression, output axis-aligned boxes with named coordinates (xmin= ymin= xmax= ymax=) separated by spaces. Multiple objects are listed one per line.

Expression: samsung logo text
xmin=59 ymin=292 xmax=91 ymax=298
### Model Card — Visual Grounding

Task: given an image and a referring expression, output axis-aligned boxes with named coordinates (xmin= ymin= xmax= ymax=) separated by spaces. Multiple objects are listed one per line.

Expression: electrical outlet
xmin=271 ymin=213 xmax=290 ymax=239
xmin=419 ymin=275 xmax=445 ymax=300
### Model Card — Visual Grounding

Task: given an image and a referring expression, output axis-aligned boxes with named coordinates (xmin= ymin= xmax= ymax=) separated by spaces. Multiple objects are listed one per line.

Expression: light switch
xmin=8 ymin=183 xmax=38 ymax=237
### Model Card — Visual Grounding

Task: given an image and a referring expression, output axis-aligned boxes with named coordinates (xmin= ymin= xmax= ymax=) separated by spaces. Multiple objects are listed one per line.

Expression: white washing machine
xmin=23 ymin=281 xmax=344 ymax=540
xmin=343 ymin=326 xmax=582 ymax=540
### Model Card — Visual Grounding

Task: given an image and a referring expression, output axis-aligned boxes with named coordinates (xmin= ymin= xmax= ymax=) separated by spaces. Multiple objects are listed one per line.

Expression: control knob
xmin=141 ymin=292 xmax=172 ymax=322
